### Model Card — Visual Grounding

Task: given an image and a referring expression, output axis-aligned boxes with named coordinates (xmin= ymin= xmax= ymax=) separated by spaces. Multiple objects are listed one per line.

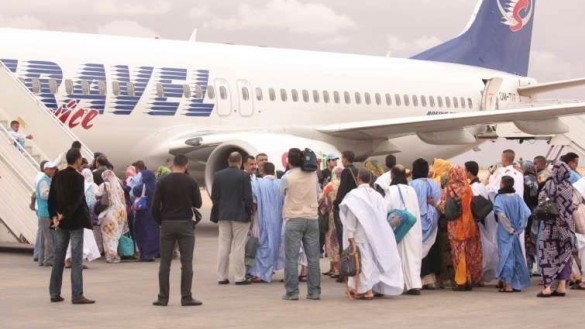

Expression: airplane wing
xmin=317 ymin=102 xmax=585 ymax=141
xmin=518 ymin=77 xmax=585 ymax=96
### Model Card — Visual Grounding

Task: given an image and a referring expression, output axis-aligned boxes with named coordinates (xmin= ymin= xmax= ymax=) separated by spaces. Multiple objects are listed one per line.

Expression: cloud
xmin=188 ymin=6 xmax=211 ymax=20
xmin=386 ymin=35 xmax=442 ymax=57
xmin=319 ymin=35 xmax=351 ymax=46
xmin=98 ymin=20 xmax=158 ymax=38
xmin=529 ymin=50 xmax=575 ymax=81
xmin=203 ymin=0 xmax=357 ymax=36
xmin=0 ymin=15 xmax=46 ymax=29
xmin=93 ymin=0 xmax=171 ymax=15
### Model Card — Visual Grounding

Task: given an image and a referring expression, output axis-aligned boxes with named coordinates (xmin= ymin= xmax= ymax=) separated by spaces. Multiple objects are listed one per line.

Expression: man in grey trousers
xmin=280 ymin=148 xmax=321 ymax=300
xmin=152 ymin=154 xmax=203 ymax=306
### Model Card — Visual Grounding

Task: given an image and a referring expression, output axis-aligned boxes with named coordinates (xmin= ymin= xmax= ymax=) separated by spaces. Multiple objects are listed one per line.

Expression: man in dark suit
xmin=212 ymin=152 xmax=253 ymax=285
xmin=48 ymin=148 xmax=94 ymax=304
xmin=332 ymin=150 xmax=359 ymax=281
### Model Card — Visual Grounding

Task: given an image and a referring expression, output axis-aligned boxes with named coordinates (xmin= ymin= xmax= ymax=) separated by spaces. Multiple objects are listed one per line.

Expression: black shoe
xmin=373 ymin=293 xmax=385 ymax=298
xmin=405 ymin=289 xmax=421 ymax=296
xmin=422 ymin=284 xmax=437 ymax=290
xmin=50 ymin=296 xmax=64 ymax=303
xmin=452 ymin=284 xmax=468 ymax=292
xmin=235 ymin=279 xmax=251 ymax=285
xmin=218 ymin=279 xmax=230 ymax=285
xmin=536 ymin=291 xmax=551 ymax=298
xmin=72 ymin=297 xmax=95 ymax=304
xmin=181 ymin=298 xmax=203 ymax=306
xmin=551 ymin=291 xmax=566 ymax=297
xmin=152 ymin=300 xmax=168 ymax=306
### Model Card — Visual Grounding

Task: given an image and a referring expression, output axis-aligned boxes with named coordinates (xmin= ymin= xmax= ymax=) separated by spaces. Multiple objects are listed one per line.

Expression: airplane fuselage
xmin=0 ymin=28 xmax=530 ymax=174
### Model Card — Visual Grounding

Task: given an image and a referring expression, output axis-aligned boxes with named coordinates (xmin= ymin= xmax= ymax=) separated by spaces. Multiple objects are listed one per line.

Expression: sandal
xmin=330 ymin=273 xmax=340 ymax=279
xmin=498 ymin=288 xmax=513 ymax=293
xmin=355 ymin=293 xmax=374 ymax=300
xmin=299 ymin=275 xmax=307 ymax=282
xmin=322 ymin=271 xmax=332 ymax=276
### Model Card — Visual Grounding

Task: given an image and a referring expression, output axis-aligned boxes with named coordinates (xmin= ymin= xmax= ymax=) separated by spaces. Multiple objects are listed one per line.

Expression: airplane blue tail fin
xmin=411 ymin=0 xmax=535 ymax=76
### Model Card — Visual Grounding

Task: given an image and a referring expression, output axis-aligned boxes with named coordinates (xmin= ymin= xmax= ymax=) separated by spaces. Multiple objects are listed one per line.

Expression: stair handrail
xmin=0 ymin=62 xmax=94 ymax=161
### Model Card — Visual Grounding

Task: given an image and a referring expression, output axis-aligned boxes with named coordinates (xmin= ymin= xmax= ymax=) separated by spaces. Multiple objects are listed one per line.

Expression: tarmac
xmin=1 ymin=219 xmax=583 ymax=329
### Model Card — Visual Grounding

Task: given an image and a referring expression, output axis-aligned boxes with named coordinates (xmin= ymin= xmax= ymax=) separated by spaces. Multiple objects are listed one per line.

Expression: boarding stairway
xmin=0 ymin=61 xmax=93 ymax=245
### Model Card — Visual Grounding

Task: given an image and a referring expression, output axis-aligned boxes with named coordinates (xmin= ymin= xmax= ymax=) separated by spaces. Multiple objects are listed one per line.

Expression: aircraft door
xmin=481 ymin=77 xmax=503 ymax=111
xmin=214 ymin=79 xmax=232 ymax=117
xmin=237 ymin=80 xmax=254 ymax=117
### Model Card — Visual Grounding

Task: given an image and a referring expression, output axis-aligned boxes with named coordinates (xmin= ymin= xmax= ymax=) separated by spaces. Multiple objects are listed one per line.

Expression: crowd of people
xmin=26 ymin=136 xmax=585 ymax=304
xmin=212 ymin=148 xmax=585 ymax=301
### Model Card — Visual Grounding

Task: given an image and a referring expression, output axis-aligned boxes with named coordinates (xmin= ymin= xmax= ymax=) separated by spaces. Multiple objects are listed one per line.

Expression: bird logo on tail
xmin=497 ymin=0 xmax=533 ymax=32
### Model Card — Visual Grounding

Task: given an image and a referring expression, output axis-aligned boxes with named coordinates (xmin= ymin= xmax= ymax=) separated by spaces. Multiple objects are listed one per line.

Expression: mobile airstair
xmin=0 ymin=62 xmax=93 ymax=245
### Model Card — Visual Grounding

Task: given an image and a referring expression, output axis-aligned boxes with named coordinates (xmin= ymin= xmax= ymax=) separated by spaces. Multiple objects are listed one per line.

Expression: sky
xmin=0 ymin=0 xmax=583 ymax=165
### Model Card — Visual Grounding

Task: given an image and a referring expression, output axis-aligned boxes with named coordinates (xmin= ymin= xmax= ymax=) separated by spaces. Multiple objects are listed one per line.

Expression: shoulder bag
xmin=534 ymin=197 xmax=559 ymax=221
xmin=387 ymin=186 xmax=417 ymax=243
xmin=471 ymin=195 xmax=493 ymax=222
xmin=132 ymin=184 xmax=149 ymax=211
xmin=444 ymin=187 xmax=463 ymax=221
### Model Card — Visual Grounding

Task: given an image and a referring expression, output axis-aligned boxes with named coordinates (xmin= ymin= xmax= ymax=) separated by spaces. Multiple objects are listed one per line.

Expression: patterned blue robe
xmin=494 ymin=193 xmax=532 ymax=290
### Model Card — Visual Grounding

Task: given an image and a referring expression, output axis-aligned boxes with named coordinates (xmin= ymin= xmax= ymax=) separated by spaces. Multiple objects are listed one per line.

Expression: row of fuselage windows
xmin=27 ymin=78 xmax=474 ymax=109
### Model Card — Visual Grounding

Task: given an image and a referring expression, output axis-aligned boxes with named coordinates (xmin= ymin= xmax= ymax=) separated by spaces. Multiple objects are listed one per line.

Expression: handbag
xmin=387 ymin=186 xmax=417 ymax=243
xmin=444 ymin=187 xmax=462 ymax=221
xmin=245 ymin=236 xmax=259 ymax=267
xmin=339 ymin=240 xmax=361 ymax=277
xmin=534 ymin=198 xmax=559 ymax=221
xmin=29 ymin=192 xmax=37 ymax=211
xmin=471 ymin=195 xmax=493 ymax=222
xmin=132 ymin=184 xmax=148 ymax=211
xmin=94 ymin=184 xmax=110 ymax=215
xmin=117 ymin=233 xmax=135 ymax=258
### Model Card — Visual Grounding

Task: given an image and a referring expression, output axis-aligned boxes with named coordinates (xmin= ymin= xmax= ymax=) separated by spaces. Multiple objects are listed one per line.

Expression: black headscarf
xmin=390 ymin=165 xmax=408 ymax=185
xmin=411 ymin=158 xmax=429 ymax=180
xmin=498 ymin=175 xmax=516 ymax=194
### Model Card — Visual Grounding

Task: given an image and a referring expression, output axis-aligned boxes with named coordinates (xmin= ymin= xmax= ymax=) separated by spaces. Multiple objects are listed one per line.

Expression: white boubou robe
xmin=385 ymin=184 xmax=423 ymax=291
xmin=470 ymin=181 xmax=499 ymax=283
xmin=572 ymin=178 xmax=585 ymax=274
xmin=340 ymin=184 xmax=404 ymax=296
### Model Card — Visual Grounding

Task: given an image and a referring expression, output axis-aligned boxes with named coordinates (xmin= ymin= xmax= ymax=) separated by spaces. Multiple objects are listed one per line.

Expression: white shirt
xmin=486 ymin=165 xmax=524 ymax=198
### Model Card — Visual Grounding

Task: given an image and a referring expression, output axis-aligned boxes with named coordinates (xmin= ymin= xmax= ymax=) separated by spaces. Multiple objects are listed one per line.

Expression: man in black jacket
xmin=48 ymin=148 xmax=94 ymax=304
xmin=212 ymin=152 xmax=253 ymax=285
xmin=151 ymin=154 xmax=203 ymax=306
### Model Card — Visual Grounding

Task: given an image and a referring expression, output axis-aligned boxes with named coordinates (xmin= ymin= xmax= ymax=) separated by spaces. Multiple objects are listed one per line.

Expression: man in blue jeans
xmin=280 ymin=148 xmax=321 ymax=300
xmin=48 ymin=148 xmax=94 ymax=304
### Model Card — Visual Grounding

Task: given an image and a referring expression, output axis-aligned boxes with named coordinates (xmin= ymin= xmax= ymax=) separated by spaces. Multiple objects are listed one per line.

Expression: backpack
xmin=301 ymin=148 xmax=318 ymax=172
xmin=470 ymin=195 xmax=493 ymax=221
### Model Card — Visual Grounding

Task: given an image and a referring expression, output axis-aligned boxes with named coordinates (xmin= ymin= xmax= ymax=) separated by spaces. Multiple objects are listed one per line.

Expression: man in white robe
xmin=572 ymin=177 xmax=585 ymax=290
xmin=374 ymin=154 xmax=396 ymax=196
xmin=339 ymin=168 xmax=404 ymax=299
xmin=466 ymin=161 xmax=499 ymax=283
xmin=384 ymin=165 xmax=423 ymax=295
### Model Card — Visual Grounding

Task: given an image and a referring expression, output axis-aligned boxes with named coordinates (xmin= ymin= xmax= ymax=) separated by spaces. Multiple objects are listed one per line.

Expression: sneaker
xmin=282 ymin=295 xmax=299 ymax=301
xmin=72 ymin=296 xmax=95 ymax=305
xmin=306 ymin=295 xmax=320 ymax=300
xmin=181 ymin=298 xmax=203 ymax=306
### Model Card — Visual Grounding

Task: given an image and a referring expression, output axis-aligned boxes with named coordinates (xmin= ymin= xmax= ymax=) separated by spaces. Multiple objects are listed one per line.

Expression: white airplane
xmin=1 ymin=0 xmax=584 ymax=189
